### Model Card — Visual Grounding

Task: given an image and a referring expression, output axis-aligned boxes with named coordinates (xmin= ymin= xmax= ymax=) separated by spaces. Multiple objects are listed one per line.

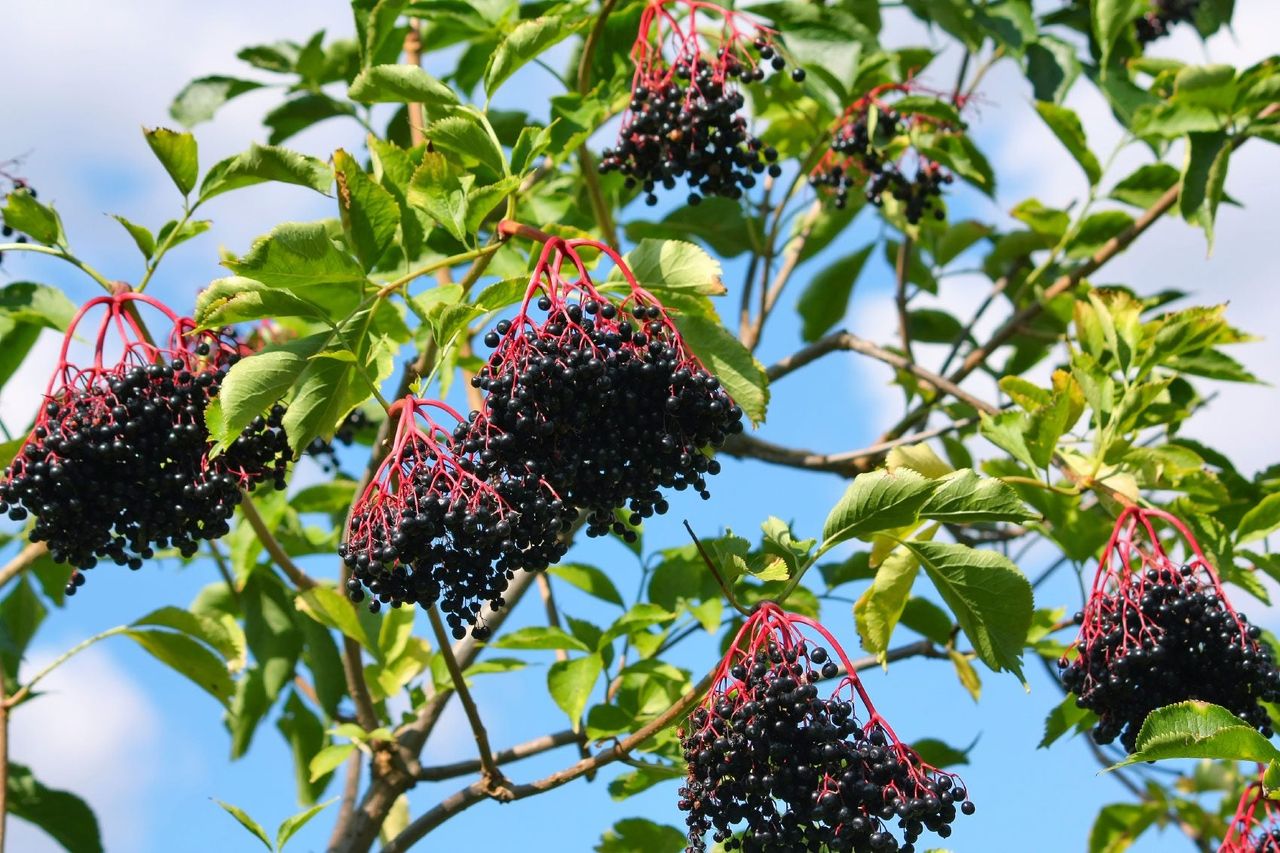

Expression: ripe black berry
xmin=1135 ymin=0 xmax=1200 ymax=43
xmin=1059 ymin=507 xmax=1280 ymax=753
xmin=339 ymin=397 xmax=573 ymax=638
xmin=306 ymin=407 xmax=374 ymax=474
xmin=679 ymin=603 xmax=973 ymax=852
xmin=0 ymin=294 xmax=291 ymax=584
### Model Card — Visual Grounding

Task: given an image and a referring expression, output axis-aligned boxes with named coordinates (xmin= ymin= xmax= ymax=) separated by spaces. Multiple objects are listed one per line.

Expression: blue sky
xmin=3 ymin=2 xmax=1280 ymax=852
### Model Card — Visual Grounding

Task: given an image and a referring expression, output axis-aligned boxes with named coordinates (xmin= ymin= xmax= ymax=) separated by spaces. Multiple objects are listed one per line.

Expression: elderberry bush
xmin=1060 ymin=507 xmax=1280 ymax=753
xmin=473 ymin=294 xmax=743 ymax=539
xmin=680 ymin=604 xmax=972 ymax=853
xmin=340 ymin=399 xmax=574 ymax=638
xmin=306 ymin=407 xmax=373 ymax=473
xmin=599 ymin=3 xmax=802 ymax=205
xmin=0 ymin=304 xmax=291 ymax=590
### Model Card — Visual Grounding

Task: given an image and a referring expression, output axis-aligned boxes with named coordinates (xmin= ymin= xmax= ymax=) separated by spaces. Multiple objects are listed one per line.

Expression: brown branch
xmin=0 ymin=672 xmax=8 ymax=853
xmin=0 ymin=541 xmax=47 ymax=589
xmin=720 ymin=418 xmax=978 ymax=477
xmin=336 ymin=749 xmax=362 ymax=831
xmin=404 ymin=23 xmax=426 ymax=147
xmin=386 ymin=641 xmax=943 ymax=849
xmin=535 ymin=573 xmax=568 ymax=665
xmin=425 ymin=606 xmax=507 ymax=795
xmin=238 ymin=493 xmax=317 ymax=591
xmin=895 ymin=237 xmax=915 ymax=363
xmin=744 ymin=199 xmax=823 ymax=350
xmin=415 ymin=729 xmax=582 ymax=782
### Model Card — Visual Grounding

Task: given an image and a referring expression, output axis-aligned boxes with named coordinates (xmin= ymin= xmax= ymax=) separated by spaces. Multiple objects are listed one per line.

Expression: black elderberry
xmin=1135 ymin=0 xmax=1201 ymax=43
xmin=305 ymin=407 xmax=374 ymax=474
xmin=1060 ymin=507 xmax=1280 ymax=753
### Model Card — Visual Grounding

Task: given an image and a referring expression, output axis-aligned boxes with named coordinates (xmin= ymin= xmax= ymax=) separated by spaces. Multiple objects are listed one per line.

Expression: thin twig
xmin=684 ymin=520 xmax=750 ymax=617
xmin=895 ymin=237 xmax=914 ymax=363
xmin=425 ymin=606 xmax=507 ymax=795
xmin=576 ymin=0 xmax=620 ymax=249
xmin=238 ymin=493 xmax=317 ymax=591
xmin=0 ymin=541 xmax=47 ymax=589
xmin=415 ymin=729 xmax=582 ymax=782
xmin=0 ymin=673 xmax=8 ymax=853
xmin=404 ymin=23 xmax=427 ymax=146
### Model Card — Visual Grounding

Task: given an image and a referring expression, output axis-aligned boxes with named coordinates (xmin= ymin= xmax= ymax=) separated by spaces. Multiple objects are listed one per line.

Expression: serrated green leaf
xmin=349 ymin=64 xmax=459 ymax=106
xmin=1180 ymin=131 xmax=1230 ymax=250
xmin=920 ymin=469 xmax=1036 ymax=523
xmin=1117 ymin=701 xmax=1280 ymax=766
xmin=899 ymin=540 xmax=1033 ymax=678
xmin=144 ymin=127 xmax=198 ymax=196
xmin=206 ymin=333 xmax=326 ymax=451
xmin=224 ymin=221 xmax=366 ymax=288
xmin=6 ymin=763 xmax=103 ymax=853
xmin=407 ymin=151 xmax=470 ymax=242
xmin=1238 ymin=493 xmax=1280 ymax=545
xmin=1088 ymin=802 xmax=1161 ymax=853
xmin=195 ymin=277 xmax=330 ymax=328
xmin=548 ymin=563 xmax=625 ymax=607
xmin=334 ymin=149 xmax=399 ymax=271
xmin=111 ymin=214 xmax=156 ymax=259
xmin=2 ymin=190 xmax=63 ymax=245
xmin=0 ymin=281 xmax=76 ymax=330
xmin=309 ymin=743 xmax=355 ymax=783
xmin=133 ymin=605 xmax=242 ymax=663
xmin=486 ymin=16 xmax=577 ymax=95
xmin=125 ymin=628 xmax=235 ymax=705
xmin=264 ymin=94 xmax=357 ymax=146
xmin=199 ymin=144 xmax=332 ymax=202
xmin=297 ymin=585 xmax=377 ymax=655
xmin=596 ymin=817 xmax=685 ymax=853
xmin=170 ymin=76 xmax=264 ymax=127
xmin=1035 ymin=101 xmax=1102 ymax=185
xmin=796 ymin=245 xmax=874 ymax=342
xmin=1041 ymin=693 xmax=1098 ymax=748
xmin=855 ymin=531 xmax=929 ymax=659
xmin=494 ymin=626 xmax=591 ymax=652
xmin=425 ymin=113 xmax=506 ymax=177
xmin=608 ymin=239 xmax=725 ymax=296
xmin=1109 ymin=163 xmax=1180 ymax=209
xmin=214 ymin=800 xmax=272 ymax=851
xmin=548 ymin=654 xmax=603 ymax=726
xmin=822 ymin=469 xmax=938 ymax=548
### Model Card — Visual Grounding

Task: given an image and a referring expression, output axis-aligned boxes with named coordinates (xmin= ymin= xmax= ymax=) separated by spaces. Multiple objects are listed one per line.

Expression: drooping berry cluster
xmin=679 ymin=603 xmax=972 ymax=853
xmin=1059 ymin=506 xmax=1280 ymax=753
xmin=306 ymin=407 xmax=374 ymax=474
xmin=473 ymin=225 xmax=743 ymax=539
xmin=339 ymin=397 xmax=574 ymax=638
xmin=0 ymin=293 xmax=291 ymax=591
xmin=599 ymin=0 xmax=803 ymax=206
xmin=1136 ymin=0 xmax=1200 ymax=43
xmin=810 ymin=85 xmax=960 ymax=224
xmin=1221 ymin=770 xmax=1280 ymax=852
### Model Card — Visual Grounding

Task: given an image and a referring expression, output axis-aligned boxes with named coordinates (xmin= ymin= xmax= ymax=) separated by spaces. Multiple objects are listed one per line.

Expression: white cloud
xmin=6 ymin=645 xmax=165 ymax=853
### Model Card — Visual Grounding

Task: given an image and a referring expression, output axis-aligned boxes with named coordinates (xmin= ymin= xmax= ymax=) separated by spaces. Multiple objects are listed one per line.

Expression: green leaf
xmin=822 ymin=469 xmax=938 ymax=548
xmin=237 ymin=40 xmax=301 ymax=73
xmin=1173 ymin=64 xmax=1238 ymax=113
xmin=133 ymin=605 xmax=242 ymax=662
xmin=111 ymin=214 xmax=156 ymax=259
xmin=898 ymin=540 xmax=1033 ymax=678
xmin=1109 ymin=163 xmax=1179 ymax=209
xmin=195 ymin=277 xmax=330 ymax=328
xmin=156 ymin=217 xmax=212 ymax=251
xmin=0 ymin=576 xmax=45 ymax=679
xmin=309 ymin=743 xmax=355 ymax=783
xmin=214 ymin=800 xmax=273 ymax=851
xmin=486 ymin=16 xmax=577 ymax=94
xmin=926 ymin=133 xmax=995 ymax=196
xmin=277 ymin=691 xmax=331 ymax=804
xmin=1118 ymin=701 xmax=1280 ymax=766
xmin=206 ymin=333 xmax=326 ymax=451
xmin=426 ymin=113 xmax=506 ymax=177
xmin=264 ymin=94 xmax=358 ymax=146
xmin=407 ymin=151 xmax=470 ymax=243
xmin=0 ymin=281 xmax=76 ymax=330
xmin=348 ymin=64 xmax=459 ymax=106
xmin=465 ymin=174 xmax=523 ymax=234
xmin=199 ymin=144 xmax=332 ymax=202
xmin=493 ymin=626 xmax=591 ymax=652
xmin=6 ymin=763 xmax=103 ymax=853
xmin=276 ymin=799 xmax=336 ymax=851
xmin=893 ymin=94 xmax=963 ymax=125
xmin=855 ymin=534 xmax=927 ymax=659
xmin=1092 ymin=0 xmax=1145 ymax=66
xmin=1238 ymin=493 xmax=1280 ymax=545
xmin=548 ymin=654 xmax=604 ymax=725
xmin=281 ymin=349 xmax=368 ymax=457
xmin=910 ymin=737 xmax=971 ymax=768
xmin=919 ymin=469 xmax=1035 ymax=523
xmin=899 ymin=597 xmax=953 ymax=644
xmin=610 ymin=239 xmax=726 ymax=296
xmin=1066 ymin=211 xmax=1135 ymax=259
xmin=760 ymin=517 xmax=818 ymax=578
xmin=596 ymin=817 xmax=685 ymax=853
xmin=334 ymin=149 xmax=400 ymax=271
xmin=170 ymin=76 xmax=264 ymax=126
xmin=224 ymin=222 xmax=366 ymax=288
xmin=144 ymin=127 xmax=199 ymax=196
xmin=796 ymin=245 xmax=874 ymax=342
xmin=1011 ymin=199 xmax=1070 ymax=240
xmin=1088 ymin=802 xmax=1160 ymax=853
xmin=1034 ymin=101 xmax=1102 ymax=185
xmin=1026 ymin=35 xmax=1081 ymax=104
xmin=671 ymin=314 xmax=769 ymax=426
xmin=548 ymin=563 xmax=625 ymax=607
xmin=124 ymin=628 xmax=235 ymax=705
xmin=2 ymin=189 xmax=63 ymax=245
xmin=1040 ymin=693 xmax=1098 ymax=748
xmin=1180 ymin=131 xmax=1230 ymax=250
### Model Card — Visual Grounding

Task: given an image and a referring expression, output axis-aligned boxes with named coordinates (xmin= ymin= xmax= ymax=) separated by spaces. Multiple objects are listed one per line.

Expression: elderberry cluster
xmin=0 ymin=340 xmax=291 ymax=591
xmin=473 ymin=296 xmax=744 ymax=539
xmin=600 ymin=39 xmax=803 ymax=206
xmin=0 ymin=181 xmax=35 ymax=266
xmin=679 ymin=641 xmax=971 ymax=852
xmin=306 ymin=407 xmax=373 ymax=473
xmin=810 ymin=109 xmax=952 ymax=224
xmin=1136 ymin=0 xmax=1200 ymax=43
xmin=339 ymin=427 xmax=574 ymax=637
xmin=1060 ymin=563 xmax=1280 ymax=753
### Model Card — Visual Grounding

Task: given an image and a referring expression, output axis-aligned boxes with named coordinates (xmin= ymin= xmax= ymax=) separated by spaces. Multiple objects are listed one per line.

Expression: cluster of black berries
xmin=306 ymin=407 xmax=373 ymax=473
xmin=0 ymin=299 xmax=291 ymax=592
xmin=473 ymin=290 xmax=743 ymax=539
xmin=339 ymin=399 xmax=574 ymax=637
xmin=1060 ymin=507 xmax=1280 ymax=753
xmin=601 ymin=5 xmax=804 ymax=206
xmin=1222 ymin=776 xmax=1280 ymax=853
xmin=680 ymin=633 xmax=971 ymax=852
xmin=1136 ymin=0 xmax=1200 ymax=43
xmin=810 ymin=104 xmax=953 ymax=224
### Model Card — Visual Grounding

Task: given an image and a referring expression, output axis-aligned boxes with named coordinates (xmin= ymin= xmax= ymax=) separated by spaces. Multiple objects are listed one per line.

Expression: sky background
xmin=2 ymin=2 xmax=1279 ymax=852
